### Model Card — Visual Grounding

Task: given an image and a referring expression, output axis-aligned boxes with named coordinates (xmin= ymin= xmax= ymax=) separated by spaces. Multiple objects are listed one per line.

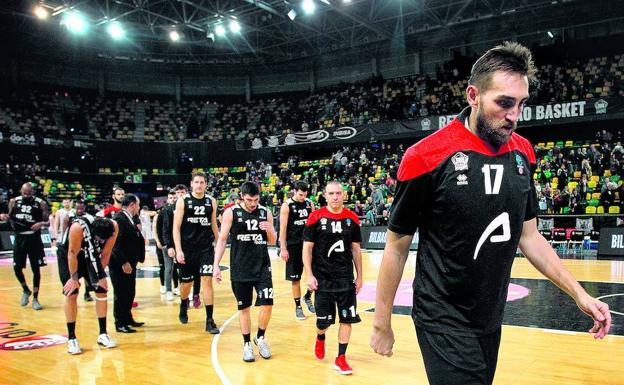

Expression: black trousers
xmin=156 ymin=247 xmax=165 ymax=286
xmin=109 ymin=262 xmax=137 ymax=327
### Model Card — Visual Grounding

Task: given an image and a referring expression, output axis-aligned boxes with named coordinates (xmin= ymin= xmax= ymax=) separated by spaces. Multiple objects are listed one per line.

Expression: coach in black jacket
xmin=110 ymin=194 xmax=145 ymax=333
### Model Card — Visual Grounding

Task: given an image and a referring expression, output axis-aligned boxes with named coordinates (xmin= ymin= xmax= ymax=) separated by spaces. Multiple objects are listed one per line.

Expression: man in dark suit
xmin=110 ymin=194 xmax=145 ymax=333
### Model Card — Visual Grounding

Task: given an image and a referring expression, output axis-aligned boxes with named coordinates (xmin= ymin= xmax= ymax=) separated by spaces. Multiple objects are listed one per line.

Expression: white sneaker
xmin=242 ymin=342 xmax=255 ymax=362
xmin=254 ymin=336 xmax=272 ymax=359
xmin=166 ymin=292 xmax=174 ymax=301
xmin=67 ymin=338 xmax=82 ymax=355
xmin=160 ymin=286 xmax=166 ymax=294
xmin=173 ymin=288 xmax=180 ymax=296
xmin=97 ymin=334 xmax=117 ymax=349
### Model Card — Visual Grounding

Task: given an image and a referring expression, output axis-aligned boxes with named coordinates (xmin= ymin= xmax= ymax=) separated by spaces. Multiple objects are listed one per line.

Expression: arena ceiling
xmin=2 ymin=0 xmax=623 ymax=65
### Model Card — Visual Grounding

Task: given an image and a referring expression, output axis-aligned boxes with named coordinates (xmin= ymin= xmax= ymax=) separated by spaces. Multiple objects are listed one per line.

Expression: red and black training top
xmin=388 ymin=107 xmax=538 ymax=337
xmin=303 ymin=207 xmax=362 ymax=292
xmin=102 ymin=205 xmax=121 ymax=219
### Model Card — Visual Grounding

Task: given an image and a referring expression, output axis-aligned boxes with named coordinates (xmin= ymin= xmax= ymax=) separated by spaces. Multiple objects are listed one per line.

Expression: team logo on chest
xmin=451 ymin=152 xmax=469 ymax=171
xmin=457 ymin=174 xmax=468 ymax=186
xmin=515 ymin=155 xmax=525 ymax=175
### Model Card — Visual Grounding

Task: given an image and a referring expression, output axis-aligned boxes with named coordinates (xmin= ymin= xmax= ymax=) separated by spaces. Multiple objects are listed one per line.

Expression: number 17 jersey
xmin=303 ymin=207 xmax=361 ymax=292
xmin=388 ymin=107 xmax=538 ymax=336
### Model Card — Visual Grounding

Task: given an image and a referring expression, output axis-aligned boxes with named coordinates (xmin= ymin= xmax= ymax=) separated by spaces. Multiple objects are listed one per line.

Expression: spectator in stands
xmin=601 ymin=182 xmax=616 ymax=207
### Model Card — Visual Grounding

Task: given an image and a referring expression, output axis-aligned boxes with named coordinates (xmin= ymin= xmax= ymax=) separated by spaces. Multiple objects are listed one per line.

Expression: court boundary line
xmin=211 ymin=289 xmax=291 ymax=385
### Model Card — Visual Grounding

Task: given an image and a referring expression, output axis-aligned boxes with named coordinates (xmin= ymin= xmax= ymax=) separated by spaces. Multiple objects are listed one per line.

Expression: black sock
xmin=304 ymin=290 xmax=312 ymax=300
xmin=294 ymin=297 xmax=301 ymax=307
xmin=257 ymin=328 xmax=266 ymax=340
xmin=67 ymin=322 xmax=76 ymax=339
xmin=317 ymin=333 xmax=326 ymax=341
xmin=205 ymin=305 xmax=214 ymax=320
xmin=20 ymin=282 xmax=30 ymax=293
xmin=338 ymin=343 xmax=348 ymax=356
xmin=180 ymin=298 xmax=189 ymax=311
xmin=243 ymin=333 xmax=251 ymax=344
xmin=33 ymin=289 xmax=39 ymax=299
xmin=98 ymin=317 xmax=107 ymax=335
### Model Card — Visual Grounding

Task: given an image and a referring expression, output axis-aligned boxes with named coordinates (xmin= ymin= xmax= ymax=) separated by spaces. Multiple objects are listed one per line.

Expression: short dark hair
xmin=121 ymin=193 xmax=139 ymax=208
xmin=175 ymin=184 xmax=188 ymax=192
xmin=191 ymin=171 xmax=207 ymax=182
xmin=91 ymin=218 xmax=115 ymax=240
xmin=168 ymin=189 xmax=177 ymax=195
xmin=112 ymin=186 xmax=124 ymax=194
xmin=294 ymin=181 xmax=309 ymax=192
xmin=74 ymin=200 xmax=85 ymax=206
xmin=468 ymin=41 xmax=537 ymax=91
xmin=240 ymin=181 xmax=261 ymax=197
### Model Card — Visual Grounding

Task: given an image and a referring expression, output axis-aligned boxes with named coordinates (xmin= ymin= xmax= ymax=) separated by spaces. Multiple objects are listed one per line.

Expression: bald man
xmin=3 ymin=183 xmax=49 ymax=310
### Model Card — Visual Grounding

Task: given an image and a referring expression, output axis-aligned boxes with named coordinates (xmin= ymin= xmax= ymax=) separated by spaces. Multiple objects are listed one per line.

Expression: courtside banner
xmin=0 ymin=230 xmax=51 ymax=251
xmin=597 ymin=227 xmax=624 ymax=257
xmin=361 ymin=226 xmax=418 ymax=250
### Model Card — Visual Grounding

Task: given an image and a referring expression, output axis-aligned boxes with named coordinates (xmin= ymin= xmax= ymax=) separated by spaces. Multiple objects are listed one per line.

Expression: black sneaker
xmin=205 ymin=319 xmax=220 ymax=334
xmin=84 ymin=293 xmax=94 ymax=302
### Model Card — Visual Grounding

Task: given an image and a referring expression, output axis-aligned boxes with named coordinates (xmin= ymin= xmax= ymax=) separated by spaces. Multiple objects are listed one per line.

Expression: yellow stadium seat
xmin=592 ymin=192 xmax=601 ymax=200
xmin=609 ymin=206 xmax=620 ymax=214
xmin=585 ymin=206 xmax=597 ymax=214
xmin=568 ymin=182 xmax=578 ymax=190
xmin=590 ymin=175 xmax=600 ymax=183
xmin=552 ymin=177 xmax=558 ymax=185
xmin=586 ymin=193 xmax=592 ymax=201
xmin=588 ymin=181 xmax=597 ymax=189
xmin=604 ymin=170 xmax=612 ymax=177
xmin=573 ymin=171 xmax=581 ymax=179
xmin=597 ymin=206 xmax=605 ymax=214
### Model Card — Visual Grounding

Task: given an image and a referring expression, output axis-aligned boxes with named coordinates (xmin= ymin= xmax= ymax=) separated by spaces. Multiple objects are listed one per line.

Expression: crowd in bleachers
xmin=534 ymin=130 xmax=624 ymax=215
xmin=1 ymin=52 xmax=623 ymax=143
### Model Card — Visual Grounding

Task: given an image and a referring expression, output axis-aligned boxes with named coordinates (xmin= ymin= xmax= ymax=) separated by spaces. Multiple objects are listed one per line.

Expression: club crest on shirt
xmin=452 ymin=152 xmax=469 ymax=171
xmin=515 ymin=154 xmax=525 ymax=175
xmin=321 ymin=218 xmax=327 ymax=225
xmin=346 ymin=219 xmax=351 ymax=227
xmin=457 ymin=174 xmax=468 ymax=186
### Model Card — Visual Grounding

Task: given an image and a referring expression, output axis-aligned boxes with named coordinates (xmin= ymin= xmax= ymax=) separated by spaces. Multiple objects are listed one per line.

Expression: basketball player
xmin=303 ymin=181 xmax=362 ymax=375
xmin=279 ymin=181 xmax=315 ymax=319
xmin=5 ymin=183 xmax=49 ymax=310
xmin=63 ymin=200 xmax=96 ymax=302
xmin=54 ymin=199 xmax=74 ymax=240
xmin=214 ymin=182 xmax=277 ymax=362
xmin=172 ymin=172 xmax=220 ymax=333
xmin=370 ymin=42 xmax=611 ymax=385
xmin=99 ymin=187 xmax=124 ymax=218
xmin=58 ymin=216 xmax=118 ymax=354
xmin=166 ymin=184 xmax=201 ymax=305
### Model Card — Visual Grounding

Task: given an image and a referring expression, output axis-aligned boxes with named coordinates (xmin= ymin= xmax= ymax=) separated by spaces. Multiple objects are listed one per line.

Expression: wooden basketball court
xmin=0 ymin=248 xmax=622 ymax=385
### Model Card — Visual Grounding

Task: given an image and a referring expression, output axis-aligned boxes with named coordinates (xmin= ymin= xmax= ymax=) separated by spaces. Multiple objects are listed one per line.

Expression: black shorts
xmin=231 ymin=274 xmax=274 ymax=310
xmin=285 ymin=244 xmax=304 ymax=281
xmin=179 ymin=248 xmax=214 ymax=282
xmin=416 ymin=327 xmax=502 ymax=385
xmin=13 ymin=234 xmax=45 ymax=269
xmin=314 ymin=288 xmax=361 ymax=329
xmin=57 ymin=246 xmax=103 ymax=296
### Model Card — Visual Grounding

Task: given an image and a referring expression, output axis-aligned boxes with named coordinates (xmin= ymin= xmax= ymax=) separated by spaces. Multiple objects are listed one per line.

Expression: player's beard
xmin=475 ymin=105 xmax=516 ymax=150
xmin=114 ymin=197 xmax=122 ymax=204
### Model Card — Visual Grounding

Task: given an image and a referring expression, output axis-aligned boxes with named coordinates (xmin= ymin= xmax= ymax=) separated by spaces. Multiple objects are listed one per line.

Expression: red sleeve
xmin=305 ymin=209 xmax=321 ymax=227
